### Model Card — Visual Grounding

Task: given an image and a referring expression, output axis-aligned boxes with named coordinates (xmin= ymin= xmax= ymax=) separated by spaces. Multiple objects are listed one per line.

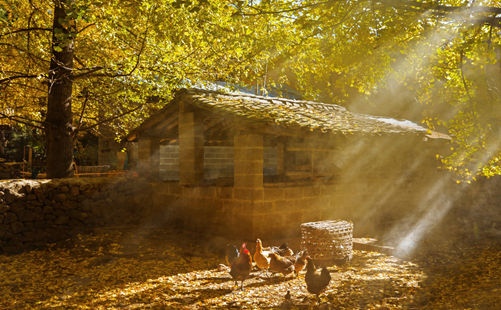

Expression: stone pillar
xmin=234 ymin=132 xmax=263 ymax=188
xmin=178 ymin=104 xmax=204 ymax=185
xmin=138 ymin=137 xmax=160 ymax=179
xmin=233 ymin=132 xmax=264 ymax=239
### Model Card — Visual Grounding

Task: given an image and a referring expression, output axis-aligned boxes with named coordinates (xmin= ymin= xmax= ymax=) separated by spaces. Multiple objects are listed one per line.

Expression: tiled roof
xmin=178 ymin=88 xmax=449 ymax=138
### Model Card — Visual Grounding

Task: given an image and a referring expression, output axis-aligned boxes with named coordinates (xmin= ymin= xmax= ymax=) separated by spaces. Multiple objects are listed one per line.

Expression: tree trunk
xmin=45 ymin=0 xmax=75 ymax=178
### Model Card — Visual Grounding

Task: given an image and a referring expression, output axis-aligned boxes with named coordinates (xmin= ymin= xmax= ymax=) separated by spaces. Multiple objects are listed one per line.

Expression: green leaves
xmin=0 ymin=6 xmax=8 ymax=23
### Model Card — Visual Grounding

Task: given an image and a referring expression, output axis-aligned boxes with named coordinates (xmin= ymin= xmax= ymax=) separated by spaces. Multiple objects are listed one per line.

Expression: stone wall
xmin=0 ymin=176 xmax=440 ymax=253
xmin=2 ymin=174 xmax=500 ymax=253
xmin=0 ymin=177 xmax=156 ymax=253
xmin=148 ymin=179 xmax=419 ymax=239
xmin=0 ymin=162 xmax=22 ymax=179
xmin=149 ymin=173 xmax=501 ymax=241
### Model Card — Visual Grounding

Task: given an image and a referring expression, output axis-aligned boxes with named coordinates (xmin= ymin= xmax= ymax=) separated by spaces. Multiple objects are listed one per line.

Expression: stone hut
xmin=127 ymin=88 xmax=450 ymax=238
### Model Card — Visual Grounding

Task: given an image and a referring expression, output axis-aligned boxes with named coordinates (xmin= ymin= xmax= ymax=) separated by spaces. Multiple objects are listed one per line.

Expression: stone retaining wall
xmin=0 ymin=177 xmax=156 ymax=253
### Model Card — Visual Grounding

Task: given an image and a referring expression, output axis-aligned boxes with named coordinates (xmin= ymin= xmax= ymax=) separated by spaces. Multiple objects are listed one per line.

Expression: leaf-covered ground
xmin=0 ymin=227 xmax=499 ymax=309
xmin=412 ymin=242 xmax=501 ymax=309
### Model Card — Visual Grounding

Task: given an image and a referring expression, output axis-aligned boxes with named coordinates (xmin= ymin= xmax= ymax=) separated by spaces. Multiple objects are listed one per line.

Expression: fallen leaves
xmin=0 ymin=227 xmax=499 ymax=309
xmin=413 ymin=245 xmax=501 ymax=309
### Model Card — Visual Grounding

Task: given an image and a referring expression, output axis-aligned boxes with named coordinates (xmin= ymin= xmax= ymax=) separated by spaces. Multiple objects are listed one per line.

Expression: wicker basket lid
xmin=301 ymin=220 xmax=353 ymax=231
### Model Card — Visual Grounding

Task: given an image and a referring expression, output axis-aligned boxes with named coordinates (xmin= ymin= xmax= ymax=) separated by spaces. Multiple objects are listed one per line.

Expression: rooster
xmin=229 ymin=243 xmax=252 ymax=289
xmin=269 ymin=252 xmax=295 ymax=276
xmin=225 ymin=244 xmax=239 ymax=267
xmin=305 ymin=257 xmax=331 ymax=298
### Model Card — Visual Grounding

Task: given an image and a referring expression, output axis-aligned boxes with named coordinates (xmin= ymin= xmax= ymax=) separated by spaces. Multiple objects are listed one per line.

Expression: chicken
xmin=280 ymin=290 xmax=293 ymax=310
xmin=253 ymin=238 xmax=271 ymax=272
xmin=269 ymin=252 xmax=295 ymax=276
xmin=293 ymin=250 xmax=308 ymax=275
xmin=284 ymin=290 xmax=291 ymax=301
xmin=229 ymin=243 xmax=252 ymax=289
xmin=304 ymin=257 xmax=331 ymax=297
xmin=276 ymin=242 xmax=294 ymax=257
xmin=225 ymin=244 xmax=239 ymax=267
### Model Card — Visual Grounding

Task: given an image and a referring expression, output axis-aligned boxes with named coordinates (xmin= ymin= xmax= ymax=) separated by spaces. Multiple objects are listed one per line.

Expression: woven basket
xmin=300 ymin=220 xmax=353 ymax=265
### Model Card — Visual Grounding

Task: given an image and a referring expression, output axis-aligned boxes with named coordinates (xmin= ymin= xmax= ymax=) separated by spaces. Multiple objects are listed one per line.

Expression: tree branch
xmin=459 ymin=50 xmax=473 ymax=104
xmin=377 ymin=0 xmax=501 ymax=27
xmin=0 ymin=27 xmax=52 ymax=38
xmin=72 ymin=66 xmax=106 ymax=79
xmin=386 ymin=0 xmax=501 ymax=15
xmin=0 ymin=43 xmax=51 ymax=63
xmin=0 ymin=112 xmax=44 ymax=129
xmin=241 ymin=1 xmax=332 ymax=16
xmin=74 ymin=15 xmax=150 ymax=79
xmin=78 ymin=103 xmax=145 ymax=132
xmin=77 ymin=23 xmax=96 ymax=33
xmin=74 ymin=89 xmax=89 ymax=136
xmin=0 ymin=74 xmax=40 ymax=84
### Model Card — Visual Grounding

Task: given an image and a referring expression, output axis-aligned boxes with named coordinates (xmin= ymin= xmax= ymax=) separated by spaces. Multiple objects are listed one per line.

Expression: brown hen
xmin=253 ymin=238 xmax=271 ymax=272
xmin=304 ymin=257 xmax=331 ymax=297
xmin=293 ymin=250 xmax=308 ymax=275
xmin=269 ymin=252 xmax=295 ymax=276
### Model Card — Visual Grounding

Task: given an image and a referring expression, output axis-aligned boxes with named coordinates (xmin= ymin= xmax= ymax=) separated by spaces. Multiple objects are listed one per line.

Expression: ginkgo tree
xmin=1 ymin=0 xmax=500 ymax=179
xmin=0 ymin=0 xmax=297 ymax=177
xmin=234 ymin=0 xmax=501 ymax=181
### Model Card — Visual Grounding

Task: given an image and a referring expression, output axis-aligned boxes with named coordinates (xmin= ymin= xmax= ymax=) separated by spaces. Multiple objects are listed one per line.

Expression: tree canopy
xmin=0 ymin=0 xmax=500 ymax=179
xmin=236 ymin=0 xmax=501 ymax=181
xmin=0 ymin=0 xmax=285 ymax=133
